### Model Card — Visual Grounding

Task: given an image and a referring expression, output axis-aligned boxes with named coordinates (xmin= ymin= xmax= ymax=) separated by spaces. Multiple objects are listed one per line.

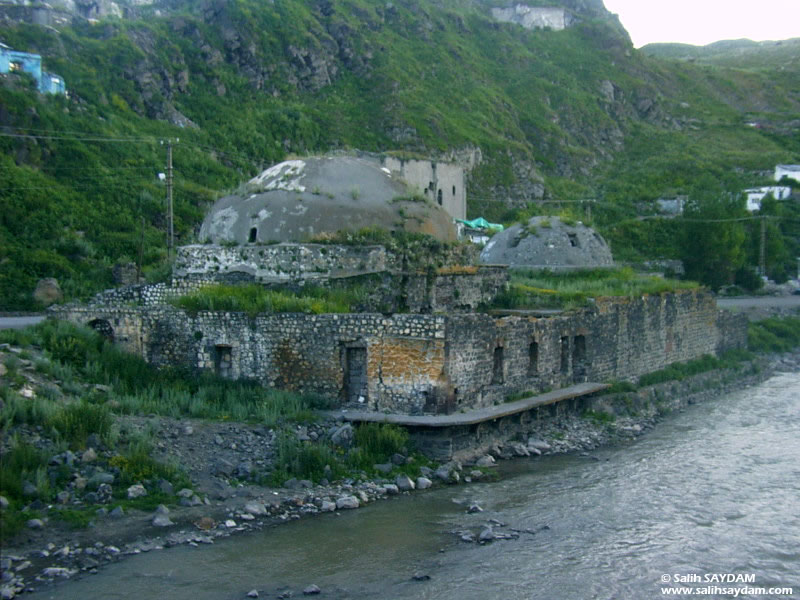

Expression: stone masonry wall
xmin=52 ymin=289 xmax=747 ymax=416
xmin=83 ymin=278 xmax=216 ymax=308
xmin=53 ymin=306 xmax=447 ymax=415
xmin=174 ymin=244 xmax=395 ymax=282
xmin=444 ymin=290 xmax=747 ymax=410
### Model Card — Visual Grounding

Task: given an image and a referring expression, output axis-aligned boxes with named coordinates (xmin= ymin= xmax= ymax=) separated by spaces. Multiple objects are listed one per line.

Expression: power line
xmin=0 ymin=132 xmax=156 ymax=143
xmin=0 ymin=165 xmax=158 ymax=172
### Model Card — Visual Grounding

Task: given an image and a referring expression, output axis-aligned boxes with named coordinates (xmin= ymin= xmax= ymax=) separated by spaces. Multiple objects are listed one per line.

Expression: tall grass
xmin=269 ymin=434 xmax=346 ymax=485
xmin=47 ymin=401 xmax=114 ymax=449
xmin=170 ymin=283 xmax=366 ymax=316
xmin=492 ymin=267 xmax=699 ymax=310
xmin=3 ymin=320 xmax=320 ymax=425
xmin=748 ymin=316 xmax=800 ymax=353
xmin=270 ymin=423 xmax=414 ymax=484
xmin=637 ymin=351 xmax=751 ymax=387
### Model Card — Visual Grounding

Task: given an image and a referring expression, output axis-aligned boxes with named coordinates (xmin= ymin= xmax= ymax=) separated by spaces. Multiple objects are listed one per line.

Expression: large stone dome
xmin=480 ymin=216 xmax=613 ymax=269
xmin=199 ymin=156 xmax=457 ymax=243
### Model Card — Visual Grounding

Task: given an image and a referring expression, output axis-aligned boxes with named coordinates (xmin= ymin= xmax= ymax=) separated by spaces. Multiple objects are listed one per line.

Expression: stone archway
xmin=88 ymin=318 xmax=114 ymax=341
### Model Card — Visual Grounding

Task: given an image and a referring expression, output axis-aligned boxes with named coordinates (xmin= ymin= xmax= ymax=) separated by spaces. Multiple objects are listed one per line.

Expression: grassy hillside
xmin=1 ymin=0 xmax=799 ymax=308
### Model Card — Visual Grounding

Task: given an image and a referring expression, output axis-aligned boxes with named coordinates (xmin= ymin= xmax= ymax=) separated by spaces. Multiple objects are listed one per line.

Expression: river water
xmin=39 ymin=373 xmax=800 ymax=600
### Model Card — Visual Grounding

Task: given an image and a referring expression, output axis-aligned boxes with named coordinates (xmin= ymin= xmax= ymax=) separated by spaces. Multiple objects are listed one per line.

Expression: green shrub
xmin=48 ymin=401 xmax=113 ymax=449
xmin=748 ymin=317 xmax=800 ymax=353
xmin=353 ymin=423 xmax=408 ymax=459
xmin=0 ymin=441 xmax=50 ymax=502
xmin=583 ymin=409 xmax=615 ymax=424
xmin=270 ymin=434 xmax=344 ymax=484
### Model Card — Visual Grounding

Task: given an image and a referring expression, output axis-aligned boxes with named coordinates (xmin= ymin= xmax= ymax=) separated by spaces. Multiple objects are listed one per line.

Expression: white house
xmin=744 ymin=186 xmax=792 ymax=212
xmin=775 ymin=165 xmax=800 ymax=184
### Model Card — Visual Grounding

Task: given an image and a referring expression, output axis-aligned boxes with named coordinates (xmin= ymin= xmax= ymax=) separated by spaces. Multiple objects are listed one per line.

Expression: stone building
xmin=0 ymin=42 xmax=65 ymax=94
xmin=198 ymin=155 xmax=464 ymax=245
xmin=380 ymin=155 xmax=466 ymax=220
xmin=480 ymin=216 xmax=614 ymax=269
xmin=54 ymin=287 xmax=746 ymax=416
xmin=775 ymin=165 xmax=800 ymax=184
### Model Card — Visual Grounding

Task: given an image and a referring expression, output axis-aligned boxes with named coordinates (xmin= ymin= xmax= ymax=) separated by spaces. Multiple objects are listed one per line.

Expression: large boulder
xmin=33 ymin=278 xmax=63 ymax=306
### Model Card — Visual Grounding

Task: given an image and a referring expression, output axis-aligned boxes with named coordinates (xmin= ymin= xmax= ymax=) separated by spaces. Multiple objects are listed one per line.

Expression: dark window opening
xmin=560 ymin=336 xmax=570 ymax=374
xmin=215 ymin=345 xmax=233 ymax=379
xmin=428 ymin=181 xmax=435 ymax=191
xmin=452 ymin=185 xmax=456 ymax=196
xmin=437 ymin=189 xmax=443 ymax=206
xmin=567 ymin=233 xmax=579 ymax=248
xmin=573 ymin=335 xmax=587 ymax=382
xmin=528 ymin=341 xmax=539 ymax=375
xmin=492 ymin=346 xmax=504 ymax=384
xmin=248 ymin=227 xmax=258 ymax=243
xmin=88 ymin=319 xmax=114 ymax=341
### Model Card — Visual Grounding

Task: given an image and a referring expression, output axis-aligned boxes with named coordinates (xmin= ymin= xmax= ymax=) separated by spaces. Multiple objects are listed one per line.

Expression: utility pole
xmin=166 ymin=139 xmax=174 ymax=261
xmin=759 ymin=215 xmax=767 ymax=277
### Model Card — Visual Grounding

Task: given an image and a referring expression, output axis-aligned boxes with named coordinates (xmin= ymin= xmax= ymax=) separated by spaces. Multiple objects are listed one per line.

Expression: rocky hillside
xmin=0 ymin=0 xmax=799 ymax=307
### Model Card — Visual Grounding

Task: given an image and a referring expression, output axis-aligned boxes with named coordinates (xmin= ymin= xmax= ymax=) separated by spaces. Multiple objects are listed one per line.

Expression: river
xmin=37 ymin=372 xmax=800 ymax=600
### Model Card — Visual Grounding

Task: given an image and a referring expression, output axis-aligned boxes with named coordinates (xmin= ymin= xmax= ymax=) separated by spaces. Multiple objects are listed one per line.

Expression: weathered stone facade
xmin=175 ymin=243 xmax=395 ymax=282
xmin=446 ymin=291 xmax=745 ymax=410
xmin=381 ymin=156 xmax=466 ymax=220
xmin=53 ymin=289 xmax=747 ymax=417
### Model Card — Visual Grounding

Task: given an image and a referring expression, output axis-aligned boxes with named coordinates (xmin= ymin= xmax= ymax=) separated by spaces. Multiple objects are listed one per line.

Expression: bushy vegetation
xmin=491 ymin=267 xmax=699 ymax=310
xmin=270 ymin=423 xmax=418 ymax=485
xmin=637 ymin=351 xmax=753 ymax=387
xmin=0 ymin=320 xmax=322 ymax=424
xmin=748 ymin=316 xmax=800 ymax=353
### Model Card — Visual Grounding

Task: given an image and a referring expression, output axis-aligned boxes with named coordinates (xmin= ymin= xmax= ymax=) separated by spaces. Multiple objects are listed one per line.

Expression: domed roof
xmin=199 ymin=156 xmax=457 ymax=243
xmin=480 ymin=216 xmax=613 ymax=268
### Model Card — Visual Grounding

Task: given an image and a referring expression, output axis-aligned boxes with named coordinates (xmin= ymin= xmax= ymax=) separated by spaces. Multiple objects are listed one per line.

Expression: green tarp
xmin=456 ymin=218 xmax=504 ymax=232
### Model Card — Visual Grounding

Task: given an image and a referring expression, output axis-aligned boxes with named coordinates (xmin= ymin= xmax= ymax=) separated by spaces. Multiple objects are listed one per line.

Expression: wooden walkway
xmin=323 ymin=382 xmax=609 ymax=428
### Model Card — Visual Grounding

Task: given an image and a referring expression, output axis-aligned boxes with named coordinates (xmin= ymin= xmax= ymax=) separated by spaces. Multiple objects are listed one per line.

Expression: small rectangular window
xmin=215 ymin=345 xmax=233 ymax=378
xmin=560 ymin=336 xmax=570 ymax=374
xmin=492 ymin=347 xmax=504 ymax=384
xmin=528 ymin=341 xmax=539 ymax=375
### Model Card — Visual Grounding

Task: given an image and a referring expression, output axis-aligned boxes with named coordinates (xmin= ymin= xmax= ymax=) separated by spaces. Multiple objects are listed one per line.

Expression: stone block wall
xmin=84 ymin=278 xmax=215 ymax=308
xmin=443 ymin=290 xmax=744 ymax=409
xmin=52 ymin=289 xmax=747 ymax=416
xmin=403 ymin=266 xmax=508 ymax=313
xmin=174 ymin=243 xmax=395 ymax=282
xmin=381 ymin=156 xmax=466 ymax=220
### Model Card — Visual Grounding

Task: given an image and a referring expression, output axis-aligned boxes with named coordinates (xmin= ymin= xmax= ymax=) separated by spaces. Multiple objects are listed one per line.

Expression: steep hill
xmin=1 ymin=0 xmax=799 ymax=308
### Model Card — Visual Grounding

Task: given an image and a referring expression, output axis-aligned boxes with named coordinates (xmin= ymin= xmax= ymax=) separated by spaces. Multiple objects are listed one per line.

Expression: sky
xmin=602 ymin=0 xmax=800 ymax=48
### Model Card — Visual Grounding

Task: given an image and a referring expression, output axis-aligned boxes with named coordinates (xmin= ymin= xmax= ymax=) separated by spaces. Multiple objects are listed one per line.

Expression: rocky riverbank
xmin=2 ymin=347 xmax=799 ymax=599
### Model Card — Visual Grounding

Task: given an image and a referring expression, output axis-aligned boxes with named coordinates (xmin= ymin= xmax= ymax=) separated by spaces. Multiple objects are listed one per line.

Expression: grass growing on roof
xmin=490 ymin=267 xmax=700 ymax=310
xmin=170 ymin=283 xmax=366 ymax=316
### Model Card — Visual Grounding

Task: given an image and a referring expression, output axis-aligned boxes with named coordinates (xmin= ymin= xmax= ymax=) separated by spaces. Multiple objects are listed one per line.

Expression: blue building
xmin=0 ymin=42 xmax=65 ymax=94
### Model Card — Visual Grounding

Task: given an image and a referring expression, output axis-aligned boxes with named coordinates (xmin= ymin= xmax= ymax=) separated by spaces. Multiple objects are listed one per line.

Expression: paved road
xmin=0 ymin=315 xmax=46 ymax=330
xmin=717 ymin=296 xmax=800 ymax=310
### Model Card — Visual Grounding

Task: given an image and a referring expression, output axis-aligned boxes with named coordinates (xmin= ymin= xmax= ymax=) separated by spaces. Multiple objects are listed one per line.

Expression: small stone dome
xmin=479 ymin=216 xmax=613 ymax=269
xmin=199 ymin=156 xmax=457 ymax=243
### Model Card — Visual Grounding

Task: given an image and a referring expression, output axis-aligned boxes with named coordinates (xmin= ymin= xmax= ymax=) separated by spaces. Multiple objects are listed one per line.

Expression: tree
xmin=680 ymin=178 xmax=747 ymax=290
